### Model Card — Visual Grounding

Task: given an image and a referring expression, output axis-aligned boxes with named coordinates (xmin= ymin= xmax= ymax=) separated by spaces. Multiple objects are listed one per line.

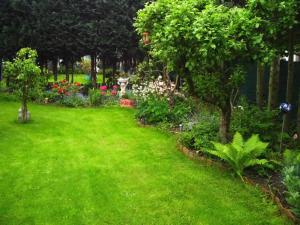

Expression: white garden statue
xmin=118 ymin=77 xmax=129 ymax=97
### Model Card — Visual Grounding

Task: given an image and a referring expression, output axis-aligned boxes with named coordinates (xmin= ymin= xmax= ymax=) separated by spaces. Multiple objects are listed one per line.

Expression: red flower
xmin=52 ymin=84 xmax=59 ymax=89
xmin=74 ymin=82 xmax=81 ymax=87
xmin=58 ymin=88 xmax=65 ymax=94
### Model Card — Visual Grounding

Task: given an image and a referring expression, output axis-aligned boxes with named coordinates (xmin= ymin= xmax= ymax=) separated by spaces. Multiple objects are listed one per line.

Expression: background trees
xmin=0 ymin=0 xmax=144 ymax=86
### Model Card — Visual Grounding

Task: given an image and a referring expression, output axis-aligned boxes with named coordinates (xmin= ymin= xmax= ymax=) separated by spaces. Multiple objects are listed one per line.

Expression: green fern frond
xmin=208 ymin=132 xmax=269 ymax=180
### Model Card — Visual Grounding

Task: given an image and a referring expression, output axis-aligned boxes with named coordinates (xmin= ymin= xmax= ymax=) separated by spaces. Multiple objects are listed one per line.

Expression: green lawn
xmin=48 ymin=74 xmax=103 ymax=84
xmin=0 ymin=96 xmax=290 ymax=225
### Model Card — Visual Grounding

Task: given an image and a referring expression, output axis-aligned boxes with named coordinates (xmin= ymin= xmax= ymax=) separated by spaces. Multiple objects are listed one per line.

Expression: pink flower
xmin=112 ymin=85 xmax=118 ymax=90
xmin=100 ymin=85 xmax=107 ymax=91
xmin=111 ymin=90 xmax=118 ymax=96
xmin=101 ymin=91 xmax=107 ymax=96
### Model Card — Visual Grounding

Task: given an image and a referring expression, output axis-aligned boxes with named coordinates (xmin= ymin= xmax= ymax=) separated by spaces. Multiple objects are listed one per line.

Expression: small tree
xmin=3 ymin=48 xmax=41 ymax=122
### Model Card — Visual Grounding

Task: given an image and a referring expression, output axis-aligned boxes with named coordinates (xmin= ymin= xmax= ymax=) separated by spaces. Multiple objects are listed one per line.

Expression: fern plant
xmin=208 ymin=132 xmax=269 ymax=180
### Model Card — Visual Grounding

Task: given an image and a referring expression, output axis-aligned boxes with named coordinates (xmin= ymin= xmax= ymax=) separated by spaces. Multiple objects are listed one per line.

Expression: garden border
xmin=177 ymin=143 xmax=299 ymax=224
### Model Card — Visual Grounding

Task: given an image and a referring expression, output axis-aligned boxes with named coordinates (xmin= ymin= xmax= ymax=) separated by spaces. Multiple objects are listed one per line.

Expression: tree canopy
xmin=134 ymin=0 xmax=298 ymax=142
xmin=0 ymin=0 xmax=145 ymax=70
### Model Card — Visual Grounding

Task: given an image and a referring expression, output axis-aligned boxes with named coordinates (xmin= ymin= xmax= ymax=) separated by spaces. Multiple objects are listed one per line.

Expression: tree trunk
xmin=219 ymin=105 xmax=231 ymax=143
xmin=53 ymin=58 xmax=58 ymax=82
xmin=21 ymin=84 xmax=28 ymax=122
xmin=65 ymin=60 xmax=69 ymax=82
xmin=0 ymin=59 xmax=3 ymax=82
xmin=284 ymin=31 xmax=294 ymax=132
xmin=268 ymin=57 xmax=280 ymax=110
xmin=91 ymin=54 xmax=97 ymax=87
xmin=102 ymin=59 xmax=106 ymax=85
xmin=112 ymin=62 xmax=116 ymax=81
xmin=184 ymin=69 xmax=195 ymax=96
xmin=256 ymin=62 xmax=265 ymax=109
xmin=71 ymin=62 xmax=74 ymax=83
xmin=297 ymin=92 xmax=300 ymax=145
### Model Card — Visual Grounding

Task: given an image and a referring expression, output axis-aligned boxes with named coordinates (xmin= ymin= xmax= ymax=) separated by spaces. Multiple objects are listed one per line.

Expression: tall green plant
xmin=208 ymin=132 xmax=269 ymax=180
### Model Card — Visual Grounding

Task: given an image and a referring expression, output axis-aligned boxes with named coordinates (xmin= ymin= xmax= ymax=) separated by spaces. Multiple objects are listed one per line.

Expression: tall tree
xmin=256 ymin=63 xmax=265 ymax=109
xmin=268 ymin=57 xmax=280 ymax=110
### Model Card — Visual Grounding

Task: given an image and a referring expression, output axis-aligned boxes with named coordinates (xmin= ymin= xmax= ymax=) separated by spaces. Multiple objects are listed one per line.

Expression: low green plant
xmin=283 ymin=149 xmax=300 ymax=217
xmin=88 ymin=89 xmax=102 ymax=106
xmin=136 ymin=95 xmax=169 ymax=124
xmin=207 ymin=132 xmax=269 ymax=180
xmin=231 ymin=99 xmax=284 ymax=150
xmin=60 ymin=95 xmax=87 ymax=108
xmin=136 ymin=95 xmax=195 ymax=126
xmin=180 ymin=112 xmax=219 ymax=151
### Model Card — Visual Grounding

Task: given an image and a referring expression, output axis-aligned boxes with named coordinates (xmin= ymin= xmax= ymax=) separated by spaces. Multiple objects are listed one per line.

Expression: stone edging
xmin=177 ymin=144 xmax=299 ymax=224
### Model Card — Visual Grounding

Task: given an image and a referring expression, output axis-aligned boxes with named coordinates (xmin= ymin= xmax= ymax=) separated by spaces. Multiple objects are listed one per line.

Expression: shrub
xmin=136 ymin=95 xmax=170 ymax=124
xmin=179 ymin=112 xmax=219 ymax=150
xmin=231 ymin=100 xmax=283 ymax=150
xmin=207 ymin=132 xmax=269 ymax=180
xmin=170 ymin=96 xmax=194 ymax=125
xmin=60 ymin=94 xmax=88 ymax=108
xmin=283 ymin=150 xmax=300 ymax=217
xmin=136 ymin=94 xmax=194 ymax=126
xmin=88 ymin=89 xmax=102 ymax=106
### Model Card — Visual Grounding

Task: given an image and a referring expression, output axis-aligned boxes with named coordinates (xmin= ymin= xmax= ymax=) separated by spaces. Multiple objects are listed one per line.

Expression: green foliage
xmin=135 ymin=0 xmax=298 ymax=142
xmin=136 ymin=95 xmax=170 ymax=124
xmin=3 ymin=48 xmax=41 ymax=96
xmin=208 ymin=132 xmax=269 ymax=179
xmin=59 ymin=95 xmax=88 ymax=108
xmin=283 ymin=149 xmax=300 ymax=217
xmin=3 ymin=48 xmax=41 ymax=121
xmin=231 ymin=101 xmax=282 ymax=149
xmin=136 ymin=95 xmax=194 ymax=125
xmin=89 ymin=89 xmax=102 ymax=107
xmin=180 ymin=112 xmax=219 ymax=150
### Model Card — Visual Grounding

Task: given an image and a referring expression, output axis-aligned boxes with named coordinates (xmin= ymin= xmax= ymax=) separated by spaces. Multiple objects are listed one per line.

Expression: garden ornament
xmin=118 ymin=78 xmax=129 ymax=97
xmin=279 ymin=102 xmax=292 ymax=151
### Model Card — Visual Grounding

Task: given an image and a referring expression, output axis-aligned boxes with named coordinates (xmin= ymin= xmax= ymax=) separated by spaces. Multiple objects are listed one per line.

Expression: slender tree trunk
xmin=0 ymin=59 xmax=3 ymax=82
xmin=53 ymin=58 xmax=58 ymax=82
xmin=21 ymin=84 xmax=28 ymax=122
xmin=102 ymin=59 xmax=106 ymax=85
xmin=256 ymin=62 xmax=265 ymax=109
xmin=268 ymin=57 xmax=280 ymax=110
xmin=71 ymin=62 xmax=74 ymax=83
xmin=184 ymin=69 xmax=195 ymax=95
xmin=65 ymin=60 xmax=69 ymax=82
xmin=90 ymin=54 xmax=97 ymax=87
xmin=112 ymin=62 xmax=116 ymax=81
xmin=219 ymin=105 xmax=232 ymax=143
xmin=297 ymin=91 xmax=300 ymax=145
xmin=284 ymin=31 xmax=295 ymax=131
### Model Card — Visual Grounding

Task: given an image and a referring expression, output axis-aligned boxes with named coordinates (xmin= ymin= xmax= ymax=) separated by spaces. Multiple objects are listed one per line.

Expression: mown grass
xmin=48 ymin=74 xmax=103 ymax=84
xmin=0 ymin=95 xmax=291 ymax=225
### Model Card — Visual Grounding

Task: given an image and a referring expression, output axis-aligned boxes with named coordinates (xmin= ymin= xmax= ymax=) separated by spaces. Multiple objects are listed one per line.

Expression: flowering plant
xmin=51 ymin=80 xmax=81 ymax=96
xmin=100 ymin=85 xmax=108 ymax=91
xmin=132 ymin=76 xmax=180 ymax=100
